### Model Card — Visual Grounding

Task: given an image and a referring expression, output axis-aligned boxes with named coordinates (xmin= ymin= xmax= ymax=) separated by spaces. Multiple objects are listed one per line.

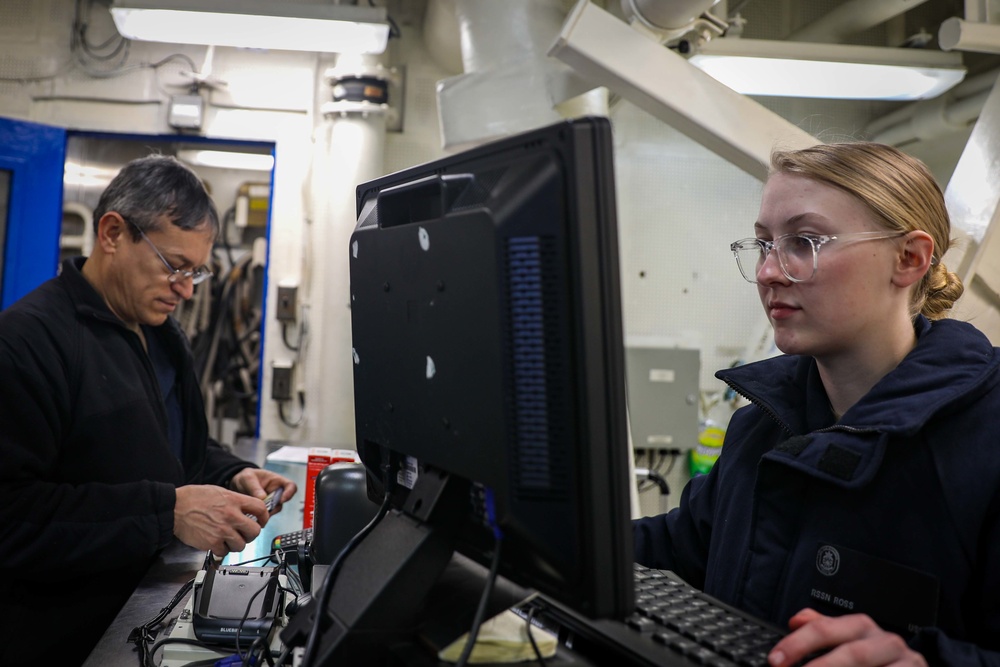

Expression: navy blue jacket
xmin=0 ymin=257 xmax=254 ymax=663
xmin=634 ymin=316 xmax=1000 ymax=665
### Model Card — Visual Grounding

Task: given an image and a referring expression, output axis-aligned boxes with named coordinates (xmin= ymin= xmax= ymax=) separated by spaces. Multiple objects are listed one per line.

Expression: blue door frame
xmin=0 ymin=117 xmax=66 ymax=308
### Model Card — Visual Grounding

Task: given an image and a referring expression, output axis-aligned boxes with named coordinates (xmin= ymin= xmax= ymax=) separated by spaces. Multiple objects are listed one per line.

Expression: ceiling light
xmin=110 ymin=0 xmax=390 ymax=54
xmin=688 ymin=38 xmax=965 ymax=101
xmin=177 ymin=150 xmax=274 ymax=171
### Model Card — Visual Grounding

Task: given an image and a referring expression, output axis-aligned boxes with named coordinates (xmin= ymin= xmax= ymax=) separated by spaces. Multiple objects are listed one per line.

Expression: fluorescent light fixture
xmin=688 ymin=39 xmax=965 ymax=100
xmin=177 ymin=149 xmax=274 ymax=171
xmin=64 ymin=162 xmax=119 ymax=188
xmin=110 ymin=0 xmax=389 ymax=54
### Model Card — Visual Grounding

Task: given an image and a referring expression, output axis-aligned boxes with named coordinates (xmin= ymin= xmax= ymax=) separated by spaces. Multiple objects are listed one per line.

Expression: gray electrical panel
xmin=625 ymin=347 xmax=700 ymax=451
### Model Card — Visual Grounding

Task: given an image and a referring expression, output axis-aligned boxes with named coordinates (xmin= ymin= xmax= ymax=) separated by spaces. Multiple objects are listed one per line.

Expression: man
xmin=0 ymin=155 xmax=297 ymax=663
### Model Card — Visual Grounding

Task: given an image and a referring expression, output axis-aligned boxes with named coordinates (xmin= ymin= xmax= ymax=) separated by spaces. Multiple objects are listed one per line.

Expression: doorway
xmin=63 ymin=132 xmax=276 ymax=444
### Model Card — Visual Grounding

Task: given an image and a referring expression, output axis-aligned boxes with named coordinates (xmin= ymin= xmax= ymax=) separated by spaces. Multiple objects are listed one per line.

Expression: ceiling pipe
xmin=788 ymin=0 xmax=932 ymax=43
xmin=435 ymin=0 xmax=593 ymax=150
xmin=867 ymin=68 xmax=999 ymax=134
xmin=867 ymin=68 xmax=1000 ymax=145
xmin=939 ymin=16 xmax=1000 ymax=55
xmin=620 ymin=0 xmax=721 ymax=42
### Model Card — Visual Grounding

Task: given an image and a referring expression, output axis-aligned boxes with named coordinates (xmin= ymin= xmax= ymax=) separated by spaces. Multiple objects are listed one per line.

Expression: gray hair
xmin=93 ymin=154 xmax=220 ymax=240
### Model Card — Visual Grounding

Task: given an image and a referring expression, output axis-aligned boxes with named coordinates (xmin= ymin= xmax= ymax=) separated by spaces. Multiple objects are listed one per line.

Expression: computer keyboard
xmin=521 ymin=564 xmax=786 ymax=667
xmin=627 ymin=564 xmax=784 ymax=666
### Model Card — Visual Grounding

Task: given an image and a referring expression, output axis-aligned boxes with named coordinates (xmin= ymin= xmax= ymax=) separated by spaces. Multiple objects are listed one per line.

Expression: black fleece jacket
xmin=0 ymin=257 xmax=254 ymax=663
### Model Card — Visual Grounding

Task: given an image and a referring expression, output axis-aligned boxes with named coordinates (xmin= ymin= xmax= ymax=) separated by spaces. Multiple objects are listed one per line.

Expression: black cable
xmin=277 ymin=392 xmax=305 ymax=428
xmin=525 ymin=605 xmax=547 ymax=666
xmin=244 ymin=635 xmax=274 ymax=667
xmin=128 ymin=577 xmax=195 ymax=667
xmin=300 ymin=464 xmax=396 ymax=667
xmin=72 ymin=0 xmax=131 ymax=74
xmin=234 ymin=576 xmax=279 ymax=659
xmin=230 ymin=553 xmax=283 ymax=567
xmin=281 ymin=321 xmax=301 ymax=351
xmin=454 ymin=539 xmax=504 ymax=667
xmin=662 ymin=449 xmax=681 ymax=476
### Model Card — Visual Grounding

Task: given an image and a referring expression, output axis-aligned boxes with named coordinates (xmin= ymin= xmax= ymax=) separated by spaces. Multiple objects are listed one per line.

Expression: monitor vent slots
xmin=506 ymin=234 xmax=569 ymax=501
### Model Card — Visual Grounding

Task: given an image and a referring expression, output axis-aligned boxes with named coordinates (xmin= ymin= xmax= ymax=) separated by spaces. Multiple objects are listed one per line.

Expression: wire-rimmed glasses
xmin=731 ymin=231 xmax=906 ymax=284
xmin=124 ymin=216 xmax=213 ymax=285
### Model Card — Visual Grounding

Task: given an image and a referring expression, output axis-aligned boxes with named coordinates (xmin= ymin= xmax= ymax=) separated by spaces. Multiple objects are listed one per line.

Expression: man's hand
xmin=173 ymin=484 xmax=266 ymax=557
xmin=768 ymin=609 xmax=927 ymax=667
xmin=228 ymin=468 xmax=298 ymax=517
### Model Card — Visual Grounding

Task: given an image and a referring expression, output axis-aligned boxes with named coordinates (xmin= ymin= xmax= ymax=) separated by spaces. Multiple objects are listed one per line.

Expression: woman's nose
xmin=756 ymin=247 xmax=789 ymax=284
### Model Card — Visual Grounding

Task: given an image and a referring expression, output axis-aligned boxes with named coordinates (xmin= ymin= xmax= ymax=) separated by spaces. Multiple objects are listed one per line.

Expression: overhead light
xmin=687 ymin=38 xmax=966 ymax=100
xmin=64 ymin=162 xmax=119 ymax=188
xmin=177 ymin=150 xmax=274 ymax=171
xmin=110 ymin=0 xmax=390 ymax=54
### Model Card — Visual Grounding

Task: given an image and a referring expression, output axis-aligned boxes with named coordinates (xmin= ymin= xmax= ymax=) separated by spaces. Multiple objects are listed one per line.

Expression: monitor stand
xmin=282 ymin=469 xmax=525 ymax=665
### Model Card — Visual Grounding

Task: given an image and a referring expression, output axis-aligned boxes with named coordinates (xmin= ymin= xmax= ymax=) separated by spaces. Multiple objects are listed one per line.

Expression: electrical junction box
xmin=625 ymin=347 xmax=700 ymax=451
xmin=167 ymin=94 xmax=204 ymax=130
xmin=272 ymin=361 xmax=294 ymax=401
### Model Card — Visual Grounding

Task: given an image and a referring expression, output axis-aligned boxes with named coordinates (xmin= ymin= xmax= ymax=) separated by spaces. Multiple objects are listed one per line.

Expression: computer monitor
xmin=293 ymin=116 xmax=633 ymax=664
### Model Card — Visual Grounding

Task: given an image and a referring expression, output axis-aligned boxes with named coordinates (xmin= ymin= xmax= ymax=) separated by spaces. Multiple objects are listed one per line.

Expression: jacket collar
xmin=61 ymin=256 xmax=124 ymax=326
xmin=717 ymin=315 xmax=1000 ymax=439
xmin=60 ymin=257 xmax=183 ymax=347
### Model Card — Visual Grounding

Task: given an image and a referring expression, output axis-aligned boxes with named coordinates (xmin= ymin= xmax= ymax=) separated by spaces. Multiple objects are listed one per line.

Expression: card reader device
xmin=191 ymin=564 xmax=283 ymax=647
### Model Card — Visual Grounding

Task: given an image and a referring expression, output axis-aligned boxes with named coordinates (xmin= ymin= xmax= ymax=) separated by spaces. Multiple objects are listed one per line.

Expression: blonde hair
xmin=770 ymin=142 xmax=963 ymax=320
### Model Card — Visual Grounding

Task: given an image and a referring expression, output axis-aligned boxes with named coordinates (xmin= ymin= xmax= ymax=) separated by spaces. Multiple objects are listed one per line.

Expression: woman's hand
xmin=768 ymin=609 xmax=927 ymax=667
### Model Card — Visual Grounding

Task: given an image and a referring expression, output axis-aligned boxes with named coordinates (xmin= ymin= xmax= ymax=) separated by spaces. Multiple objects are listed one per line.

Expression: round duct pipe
xmin=620 ymin=0 xmax=721 ymax=41
xmin=867 ymin=68 xmax=1000 ymax=145
xmin=434 ymin=0 xmax=585 ymax=149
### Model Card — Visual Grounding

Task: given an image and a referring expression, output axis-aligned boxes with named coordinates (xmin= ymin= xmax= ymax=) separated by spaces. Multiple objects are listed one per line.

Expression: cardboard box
xmin=304 ymin=448 xmax=358 ymax=529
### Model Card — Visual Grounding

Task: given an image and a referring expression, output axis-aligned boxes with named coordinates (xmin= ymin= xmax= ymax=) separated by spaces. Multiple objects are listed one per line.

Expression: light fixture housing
xmin=687 ymin=38 xmax=966 ymax=101
xmin=110 ymin=0 xmax=390 ymax=55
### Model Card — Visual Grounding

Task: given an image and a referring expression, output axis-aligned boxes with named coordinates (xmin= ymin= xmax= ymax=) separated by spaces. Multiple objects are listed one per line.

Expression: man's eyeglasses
xmin=124 ymin=217 xmax=213 ymax=285
xmin=730 ymin=231 xmax=906 ymax=284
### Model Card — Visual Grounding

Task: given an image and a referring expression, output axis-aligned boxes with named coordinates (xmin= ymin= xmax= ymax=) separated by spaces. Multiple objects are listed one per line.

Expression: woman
xmin=633 ymin=142 xmax=1000 ymax=666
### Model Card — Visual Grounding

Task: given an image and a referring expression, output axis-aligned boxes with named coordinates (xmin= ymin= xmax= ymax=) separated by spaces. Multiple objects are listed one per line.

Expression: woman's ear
xmin=892 ymin=230 xmax=935 ymax=288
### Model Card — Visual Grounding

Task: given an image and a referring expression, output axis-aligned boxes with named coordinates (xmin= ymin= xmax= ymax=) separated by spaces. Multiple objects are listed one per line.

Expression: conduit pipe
xmin=788 ymin=0 xmax=932 ymax=43
xmin=939 ymin=16 xmax=1000 ymax=55
xmin=867 ymin=68 xmax=1000 ymax=145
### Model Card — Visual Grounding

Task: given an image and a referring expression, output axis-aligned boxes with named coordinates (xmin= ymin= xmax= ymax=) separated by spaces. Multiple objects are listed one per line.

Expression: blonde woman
xmin=634 ymin=142 xmax=999 ymax=666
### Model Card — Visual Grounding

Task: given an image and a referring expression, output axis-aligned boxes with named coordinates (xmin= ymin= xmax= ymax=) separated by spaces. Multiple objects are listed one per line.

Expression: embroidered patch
xmin=816 ymin=545 xmax=840 ymax=576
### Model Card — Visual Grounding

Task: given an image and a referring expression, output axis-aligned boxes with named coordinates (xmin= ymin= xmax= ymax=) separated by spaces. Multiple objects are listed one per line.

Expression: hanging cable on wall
xmin=187 ymin=246 xmax=265 ymax=442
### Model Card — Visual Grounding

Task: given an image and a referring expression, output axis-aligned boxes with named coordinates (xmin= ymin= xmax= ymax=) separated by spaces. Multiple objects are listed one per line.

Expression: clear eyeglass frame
xmin=124 ymin=216 xmax=213 ymax=285
xmin=730 ymin=230 xmax=906 ymax=284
